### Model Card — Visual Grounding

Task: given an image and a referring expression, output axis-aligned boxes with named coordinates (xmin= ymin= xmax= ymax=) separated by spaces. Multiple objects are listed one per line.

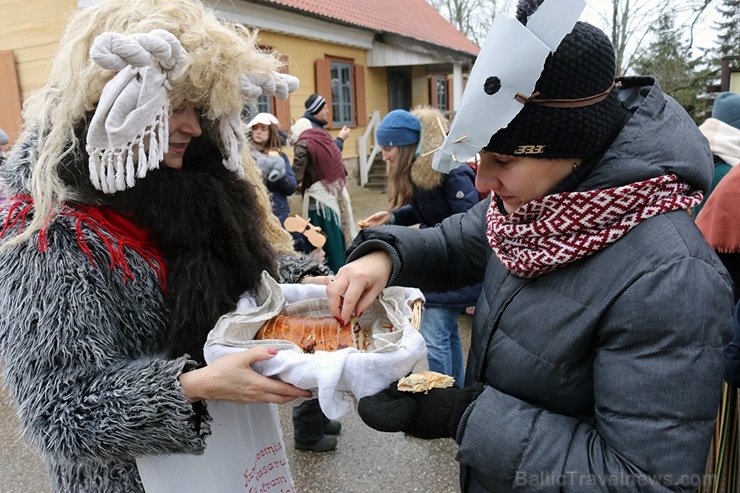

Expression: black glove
xmin=358 ymin=382 xmax=484 ymax=439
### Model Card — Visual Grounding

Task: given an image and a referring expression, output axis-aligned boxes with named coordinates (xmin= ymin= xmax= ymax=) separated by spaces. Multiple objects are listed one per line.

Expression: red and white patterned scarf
xmin=486 ymin=174 xmax=703 ymax=278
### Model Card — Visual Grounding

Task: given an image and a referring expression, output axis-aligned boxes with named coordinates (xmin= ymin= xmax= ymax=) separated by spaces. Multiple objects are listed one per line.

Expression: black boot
xmin=322 ymin=414 xmax=342 ymax=435
xmin=292 ymin=399 xmax=337 ymax=452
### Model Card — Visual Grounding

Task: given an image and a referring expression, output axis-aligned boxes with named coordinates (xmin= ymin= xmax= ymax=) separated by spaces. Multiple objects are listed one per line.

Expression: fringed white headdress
xmin=87 ymin=29 xmax=300 ymax=193
xmin=87 ymin=29 xmax=187 ymax=193
xmin=218 ymin=71 xmax=299 ymax=175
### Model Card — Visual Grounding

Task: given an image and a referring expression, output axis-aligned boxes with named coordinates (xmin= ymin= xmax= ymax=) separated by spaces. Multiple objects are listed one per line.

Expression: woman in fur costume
xmin=0 ymin=0 xmax=329 ymax=491
xmin=359 ymin=107 xmax=482 ymax=385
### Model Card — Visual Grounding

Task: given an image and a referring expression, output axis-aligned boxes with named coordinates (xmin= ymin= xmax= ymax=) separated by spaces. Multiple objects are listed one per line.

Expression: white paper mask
xmin=432 ymin=0 xmax=586 ymax=173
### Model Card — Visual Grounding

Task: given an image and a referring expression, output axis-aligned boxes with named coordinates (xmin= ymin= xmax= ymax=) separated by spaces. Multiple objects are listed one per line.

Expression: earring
xmin=572 ymin=162 xmax=581 ymax=170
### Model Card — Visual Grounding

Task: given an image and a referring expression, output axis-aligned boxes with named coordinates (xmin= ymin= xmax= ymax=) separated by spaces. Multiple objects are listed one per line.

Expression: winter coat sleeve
xmin=292 ymin=140 xmax=310 ymax=193
xmin=265 ymin=152 xmax=297 ymax=197
xmin=347 ymin=198 xmax=491 ymax=292
xmin=444 ymin=165 xmax=480 ymax=215
xmin=0 ymin=222 xmax=208 ymax=462
xmin=391 ymin=204 xmax=419 ymax=227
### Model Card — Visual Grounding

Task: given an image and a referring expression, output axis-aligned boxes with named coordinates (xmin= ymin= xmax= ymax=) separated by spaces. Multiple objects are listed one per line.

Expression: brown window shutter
xmin=274 ymin=56 xmax=291 ymax=127
xmin=315 ymin=58 xmax=331 ymax=107
xmin=0 ymin=51 xmax=23 ymax=143
xmin=274 ymin=97 xmax=291 ymax=129
xmin=353 ymin=64 xmax=366 ymax=126
xmin=429 ymin=75 xmax=439 ymax=107
xmin=447 ymin=77 xmax=454 ymax=111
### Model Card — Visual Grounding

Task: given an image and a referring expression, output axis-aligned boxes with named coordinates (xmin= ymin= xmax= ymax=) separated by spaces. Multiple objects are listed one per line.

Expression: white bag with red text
xmin=136 ymin=400 xmax=294 ymax=493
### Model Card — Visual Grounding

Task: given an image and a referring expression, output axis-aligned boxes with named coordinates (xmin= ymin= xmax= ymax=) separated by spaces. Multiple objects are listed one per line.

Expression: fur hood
xmin=410 ymin=106 xmax=447 ymax=190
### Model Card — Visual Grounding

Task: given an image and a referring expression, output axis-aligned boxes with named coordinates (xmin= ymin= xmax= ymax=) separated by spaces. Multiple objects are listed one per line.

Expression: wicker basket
xmin=410 ymin=298 xmax=423 ymax=331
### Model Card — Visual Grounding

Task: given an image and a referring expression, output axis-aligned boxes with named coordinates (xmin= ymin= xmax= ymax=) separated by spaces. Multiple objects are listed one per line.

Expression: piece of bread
xmin=255 ymin=315 xmax=370 ymax=353
xmin=397 ymin=371 xmax=455 ymax=393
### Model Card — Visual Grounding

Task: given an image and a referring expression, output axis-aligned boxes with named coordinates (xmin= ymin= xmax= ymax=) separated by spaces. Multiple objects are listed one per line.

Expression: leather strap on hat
xmin=515 ymin=82 xmax=616 ymax=108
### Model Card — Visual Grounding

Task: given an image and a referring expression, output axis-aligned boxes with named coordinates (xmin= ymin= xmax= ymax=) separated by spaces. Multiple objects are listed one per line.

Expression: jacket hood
xmin=577 ymin=77 xmax=712 ymax=193
xmin=410 ymin=106 xmax=447 ymax=190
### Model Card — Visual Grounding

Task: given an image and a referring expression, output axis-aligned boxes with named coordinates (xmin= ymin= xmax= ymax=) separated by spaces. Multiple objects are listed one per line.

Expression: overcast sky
xmin=580 ymin=0 xmax=723 ymax=54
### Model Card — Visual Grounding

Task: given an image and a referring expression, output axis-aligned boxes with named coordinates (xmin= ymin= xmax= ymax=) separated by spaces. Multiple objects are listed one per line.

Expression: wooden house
xmin=0 ymin=0 xmax=479 ymax=185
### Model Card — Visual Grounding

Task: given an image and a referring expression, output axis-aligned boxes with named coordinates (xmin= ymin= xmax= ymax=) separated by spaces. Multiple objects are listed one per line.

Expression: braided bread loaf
xmin=255 ymin=315 xmax=370 ymax=353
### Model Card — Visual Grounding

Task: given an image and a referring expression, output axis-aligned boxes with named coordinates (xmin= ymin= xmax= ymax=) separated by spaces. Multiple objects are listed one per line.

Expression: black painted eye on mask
xmin=484 ymin=76 xmax=502 ymax=96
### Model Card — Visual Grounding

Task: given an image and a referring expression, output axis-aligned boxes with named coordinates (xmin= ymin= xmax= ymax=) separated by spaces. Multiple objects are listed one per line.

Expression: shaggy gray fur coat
xmin=0 ymin=136 xmax=328 ymax=492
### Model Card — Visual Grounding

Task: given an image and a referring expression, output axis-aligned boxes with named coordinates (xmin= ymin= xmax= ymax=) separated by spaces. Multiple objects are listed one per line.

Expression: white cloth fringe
xmin=86 ymin=30 xmax=186 ymax=193
xmin=87 ymin=29 xmax=301 ymax=193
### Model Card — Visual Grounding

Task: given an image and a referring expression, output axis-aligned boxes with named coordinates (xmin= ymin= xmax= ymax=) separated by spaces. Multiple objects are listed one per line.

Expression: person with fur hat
xmin=692 ymin=91 xmax=740 ymax=217
xmin=324 ymin=0 xmax=732 ymax=490
xmin=303 ymin=93 xmax=351 ymax=151
xmin=0 ymin=0 xmax=337 ymax=491
xmin=360 ymin=107 xmax=482 ymax=386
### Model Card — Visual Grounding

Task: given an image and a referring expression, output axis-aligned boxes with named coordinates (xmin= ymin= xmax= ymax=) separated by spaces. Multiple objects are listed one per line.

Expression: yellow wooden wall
xmin=411 ymin=66 xmax=431 ymax=109
xmin=256 ymin=30 xmax=390 ymax=161
xmin=0 ymin=5 xmax=410 ymax=163
xmin=0 ymin=0 xmax=76 ymax=142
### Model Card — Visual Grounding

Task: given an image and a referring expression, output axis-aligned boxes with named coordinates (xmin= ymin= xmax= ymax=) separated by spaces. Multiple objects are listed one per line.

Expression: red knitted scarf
xmin=303 ymin=128 xmax=346 ymax=190
xmin=1 ymin=195 xmax=167 ymax=290
xmin=486 ymin=174 xmax=703 ymax=278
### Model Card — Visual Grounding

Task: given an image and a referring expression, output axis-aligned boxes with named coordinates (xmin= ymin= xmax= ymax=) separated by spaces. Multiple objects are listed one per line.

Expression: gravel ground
xmin=0 ymin=184 xmax=472 ymax=493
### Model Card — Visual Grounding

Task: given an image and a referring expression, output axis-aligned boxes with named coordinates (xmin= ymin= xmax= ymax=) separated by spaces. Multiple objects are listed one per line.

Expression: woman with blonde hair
xmin=0 ymin=0 xmax=328 ymax=491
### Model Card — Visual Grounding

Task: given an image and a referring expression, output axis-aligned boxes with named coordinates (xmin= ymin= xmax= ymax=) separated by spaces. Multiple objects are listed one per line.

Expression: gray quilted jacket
xmin=349 ymin=78 xmax=734 ymax=492
xmin=0 ymin=135 xmax=325 ymax=492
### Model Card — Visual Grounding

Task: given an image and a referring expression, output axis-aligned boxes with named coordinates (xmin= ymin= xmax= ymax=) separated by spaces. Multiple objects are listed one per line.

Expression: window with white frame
xmin=330 ymin=61 xmax=353 ymax=126
xmin=256 ymin=94 xmax=272 ymax=114
xmin=436 ymin=77 xmax=448 ymax=111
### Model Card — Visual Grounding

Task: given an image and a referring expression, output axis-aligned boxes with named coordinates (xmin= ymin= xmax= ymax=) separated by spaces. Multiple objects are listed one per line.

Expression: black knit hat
xmin=484 ymin=18 xmax=622 ymax=160
xmin=304 ymin=93 xmax=326 ymax=115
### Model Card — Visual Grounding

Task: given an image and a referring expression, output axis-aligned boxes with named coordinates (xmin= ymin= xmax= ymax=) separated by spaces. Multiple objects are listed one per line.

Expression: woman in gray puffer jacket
xmin=325 ymin=1 xmax=733 ymax=492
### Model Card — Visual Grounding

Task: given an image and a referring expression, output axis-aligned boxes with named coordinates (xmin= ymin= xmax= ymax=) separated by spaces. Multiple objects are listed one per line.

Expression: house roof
xmin=260 ymin=0 xmax=480 ymax=56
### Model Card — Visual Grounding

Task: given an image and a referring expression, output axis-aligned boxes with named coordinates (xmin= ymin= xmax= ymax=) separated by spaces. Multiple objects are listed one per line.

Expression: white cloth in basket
xmin=204 ymin=272 xmax=427 ymax=419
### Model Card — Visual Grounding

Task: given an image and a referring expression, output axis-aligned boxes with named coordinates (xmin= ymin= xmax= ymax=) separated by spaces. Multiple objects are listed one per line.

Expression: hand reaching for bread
xmin=358 ymin=210 xmax=392 ymax=229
